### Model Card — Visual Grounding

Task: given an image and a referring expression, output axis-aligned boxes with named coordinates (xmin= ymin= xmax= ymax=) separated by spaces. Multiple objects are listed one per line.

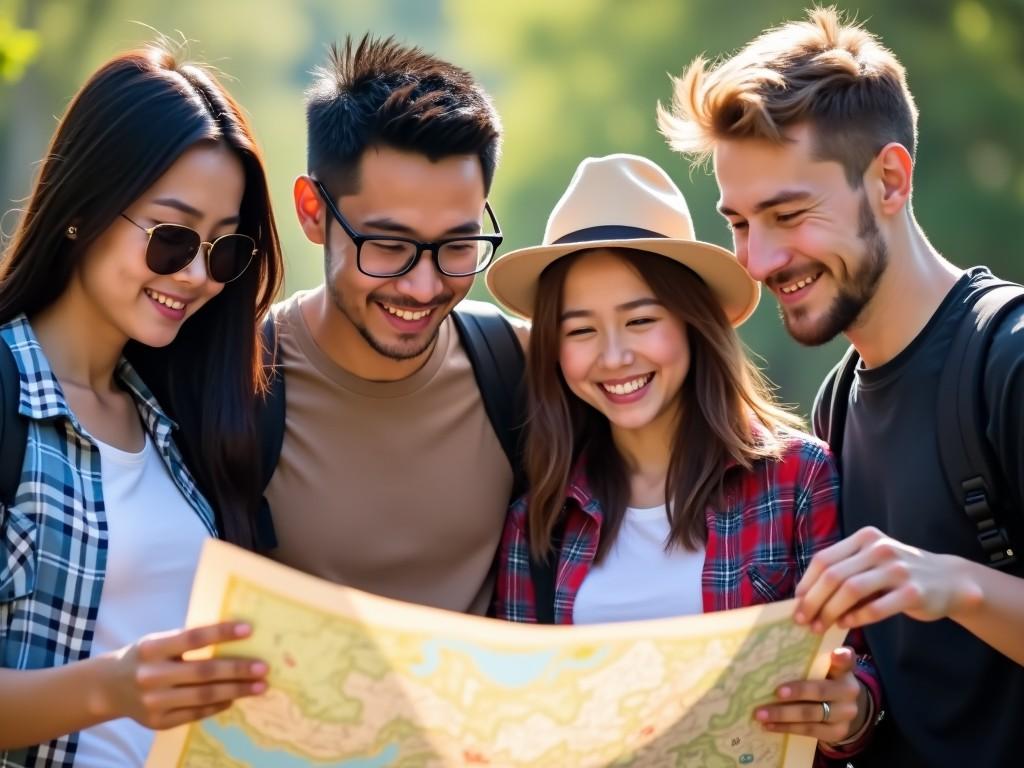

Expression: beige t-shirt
xmin=264 ymin=292 xmax=513 ymax=615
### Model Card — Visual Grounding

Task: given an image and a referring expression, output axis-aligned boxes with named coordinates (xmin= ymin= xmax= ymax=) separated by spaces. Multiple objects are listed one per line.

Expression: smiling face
xmin=317 ymin=146 xmax=484 ymax=364
xmin=74 ymin=141 xmax=244 ymax=348
xmin=714 ymin=124 xmax=889 ymax=346
xmin=558 ymin=249 xmax=690 ymax=441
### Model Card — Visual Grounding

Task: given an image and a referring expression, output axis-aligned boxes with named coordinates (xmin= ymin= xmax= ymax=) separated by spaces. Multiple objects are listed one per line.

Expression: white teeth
xmin=145 ymin=289 xmax=185 ymax=310
xmin=780 ymin=273 xmax=821 ymax=294
xmin=383 ymin=304 xmax=431 ymax=321
xmin=601 ymin=374 xmax=653 ymax=396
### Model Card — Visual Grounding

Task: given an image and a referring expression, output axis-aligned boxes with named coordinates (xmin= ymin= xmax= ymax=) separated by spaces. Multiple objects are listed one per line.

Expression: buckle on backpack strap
xmin=962 ymin=477 xmax=1017 ymax=569
xmin=962 ymin=479 xmax=995 ymax=530
xmin=977 ymin=528 xmax=1017 ymax=567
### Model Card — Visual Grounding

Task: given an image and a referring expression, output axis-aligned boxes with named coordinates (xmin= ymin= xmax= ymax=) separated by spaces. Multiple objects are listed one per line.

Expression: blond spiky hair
xmin=657 ymin=6 xmax=918 ymax=184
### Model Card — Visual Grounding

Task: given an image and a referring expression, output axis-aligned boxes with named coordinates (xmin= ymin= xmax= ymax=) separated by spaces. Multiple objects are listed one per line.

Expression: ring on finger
xmin=820 ymin=701 xmax=831 ymax=723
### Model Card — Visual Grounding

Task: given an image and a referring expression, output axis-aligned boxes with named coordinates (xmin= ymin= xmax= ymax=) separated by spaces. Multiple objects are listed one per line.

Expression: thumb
xmin=826 ymin=646 xmax=856 ymax=679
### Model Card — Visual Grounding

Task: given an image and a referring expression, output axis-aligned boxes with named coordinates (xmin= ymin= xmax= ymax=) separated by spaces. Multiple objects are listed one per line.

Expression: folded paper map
xmin=148 ymin=539 xmax=846 ymax=767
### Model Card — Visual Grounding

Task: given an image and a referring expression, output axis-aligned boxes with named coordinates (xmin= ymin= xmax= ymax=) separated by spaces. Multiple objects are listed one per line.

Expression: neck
xmin=611 ymin=406 xmax=677 ymax=508
xmin=31 ymin=278 xmax=126 ymax=392
xmin=846 ymin=216 xmax=961 ymax=368
xmin=302 ymin=286 xmax=436 ymax=381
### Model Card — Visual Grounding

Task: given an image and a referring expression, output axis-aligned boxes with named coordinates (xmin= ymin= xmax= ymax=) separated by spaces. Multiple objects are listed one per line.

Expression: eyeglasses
xmin=121 ymin=214 xmax=256 ymax=284
xmin=315 ymin=180 xmax=503 ymax=278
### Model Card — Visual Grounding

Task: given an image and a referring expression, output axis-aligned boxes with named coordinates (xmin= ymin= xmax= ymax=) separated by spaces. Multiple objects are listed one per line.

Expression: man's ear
xmin=294 ymin=176 xmax=326 ymax=245
xmin=871 ymin=142 xmax=913 ymax=217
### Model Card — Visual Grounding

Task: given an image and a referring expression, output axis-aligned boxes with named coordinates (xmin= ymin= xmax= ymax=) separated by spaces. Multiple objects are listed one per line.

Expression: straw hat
xmin=485 ymin=153 xmax=759 ymax=324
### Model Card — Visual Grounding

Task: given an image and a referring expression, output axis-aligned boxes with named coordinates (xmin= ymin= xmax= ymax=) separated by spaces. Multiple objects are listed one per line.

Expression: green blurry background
xmin=2 ymin=0 xmax=1022 ymax=416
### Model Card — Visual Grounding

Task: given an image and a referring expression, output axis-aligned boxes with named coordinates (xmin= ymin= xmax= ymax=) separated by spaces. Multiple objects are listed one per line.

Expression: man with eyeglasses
xmin=260 ymin=34 xmax=525 ymax=616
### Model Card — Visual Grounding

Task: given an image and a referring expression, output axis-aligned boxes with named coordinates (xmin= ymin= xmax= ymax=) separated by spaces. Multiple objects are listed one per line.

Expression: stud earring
xmin=65 ymin=225 xmax=78 ymax=240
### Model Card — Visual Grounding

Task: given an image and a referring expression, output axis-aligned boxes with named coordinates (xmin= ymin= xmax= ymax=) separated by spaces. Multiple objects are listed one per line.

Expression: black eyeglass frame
xmin=314 ymin=180 xmax=503 ymax=278
xmin=120 ymin=213 xmax=257 ymax=284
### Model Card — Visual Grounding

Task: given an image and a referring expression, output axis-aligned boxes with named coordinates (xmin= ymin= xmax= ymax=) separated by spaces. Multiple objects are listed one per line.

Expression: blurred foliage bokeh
xmin=2 ymin=0 xmax=1022 ymax=416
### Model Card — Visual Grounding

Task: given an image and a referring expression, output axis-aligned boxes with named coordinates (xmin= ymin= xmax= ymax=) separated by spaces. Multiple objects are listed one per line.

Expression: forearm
xmin=0 ymin=655 xmax=117 ymax=749
xmin=948 ymin=555 xmax=1024 ymax=666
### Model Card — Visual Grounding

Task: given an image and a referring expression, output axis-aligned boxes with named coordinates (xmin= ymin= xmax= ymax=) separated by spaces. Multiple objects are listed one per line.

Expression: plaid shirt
xmin=495 ymin=428 xmax=881 ymax=760
xmin=0 ymin=315 xmax=217 ymax=768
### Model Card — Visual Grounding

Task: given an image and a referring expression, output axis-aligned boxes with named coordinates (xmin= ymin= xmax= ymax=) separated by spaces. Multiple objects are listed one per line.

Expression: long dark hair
xmin=525 ymin=248 xmax=802 ymax=560
xmin=0 ymin=45 xmax=283 ymax=548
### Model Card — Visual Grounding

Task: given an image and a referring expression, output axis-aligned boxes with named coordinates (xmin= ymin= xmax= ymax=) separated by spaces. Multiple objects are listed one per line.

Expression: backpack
xmin=0 ymin=305 xmax=554 ymax=617
xmin=819 ymin=281 xmax=1024 ymax=571
xmin=1 ymin=338 xmax=26 ymax=510
xmin=254 ymin=299 xmax=528 ymax=553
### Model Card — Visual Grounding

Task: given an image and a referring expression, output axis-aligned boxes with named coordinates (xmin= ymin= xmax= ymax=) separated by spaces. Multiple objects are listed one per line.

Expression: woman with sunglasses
xmin=0 ymin=44 xmax=282 ymax=766
xmin=487 ymin=155 xmax=881 ymax=762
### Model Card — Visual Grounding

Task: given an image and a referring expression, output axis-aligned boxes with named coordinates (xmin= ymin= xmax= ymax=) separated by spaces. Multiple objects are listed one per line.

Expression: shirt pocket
xmin=0 ymin=505 xmax=38 ymax=604
xmin=745 ymin=562 xmax=794 ymax=605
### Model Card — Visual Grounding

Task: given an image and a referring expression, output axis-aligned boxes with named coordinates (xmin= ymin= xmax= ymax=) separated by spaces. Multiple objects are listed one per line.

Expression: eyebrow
xmin=361 ymin=216 xmax=483 ymax=238
xmin=150 ymin=198 xmax=240 ymax=227
xmin=560 ymin=297 xmax=661 ymax=321
xmin=718 ymin=189 xmax=813 ymax=217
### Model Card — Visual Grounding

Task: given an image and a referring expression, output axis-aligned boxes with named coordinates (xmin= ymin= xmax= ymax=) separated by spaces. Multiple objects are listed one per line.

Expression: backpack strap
xmin=451 ymin=301 xmax=527 ymax=494
xmin=254 ymin=313 xmax=285 ymax=551
xmin=937 ymin=282 xmax=1024 ymax=570
xmin=1 ymin=338 xmax=27 ymax=509
xmin=528 ymin=515 xmax=565 ymax=625
xmin=821 ymin=343 xmax=861 ymax=467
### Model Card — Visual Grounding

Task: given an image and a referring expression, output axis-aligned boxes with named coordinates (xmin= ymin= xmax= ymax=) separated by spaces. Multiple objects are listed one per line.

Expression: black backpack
xmin=0 ymin=338 xmax=26 ymax=510
xmin=819 ymin=281 xmax=1024 ymax=571
xmin=1 ymin=306 xmax=556 ymax=620
xmin=253 ymin=299 xmax=528 ymax=553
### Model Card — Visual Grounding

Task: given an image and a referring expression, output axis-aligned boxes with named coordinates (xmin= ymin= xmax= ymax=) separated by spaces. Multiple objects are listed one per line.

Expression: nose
xmin=174 ymin=243 xmax=213 ymax=286
xmin=395 ymin=248 xmax=445 ymax=304
xmin=741 ymin=224 xmax=791 ymax=284
xmin=600 ymin=329 xmax=634 ymax=370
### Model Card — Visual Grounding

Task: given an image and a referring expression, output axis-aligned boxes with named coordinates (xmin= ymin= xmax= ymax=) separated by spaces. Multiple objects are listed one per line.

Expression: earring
xmin=65 ymin=225 xmax=78 ymax=240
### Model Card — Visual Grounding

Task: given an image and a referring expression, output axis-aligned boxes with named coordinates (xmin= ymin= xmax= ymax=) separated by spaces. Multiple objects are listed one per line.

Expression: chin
xmin=129 ymin=324 xmax=183 ymax=349
xmin=781 ymin=310 xmax=844 ymax=347
xmin=605 ymin=412 xmax=659 ymax=432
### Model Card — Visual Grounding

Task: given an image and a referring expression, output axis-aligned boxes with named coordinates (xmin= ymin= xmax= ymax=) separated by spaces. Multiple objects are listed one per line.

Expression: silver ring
xmin=821 ymin=701 xmax=831 ymax=723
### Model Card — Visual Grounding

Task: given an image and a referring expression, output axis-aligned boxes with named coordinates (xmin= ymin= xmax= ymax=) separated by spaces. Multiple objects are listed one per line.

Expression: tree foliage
xmin=1 ymin=0 xmax=1021 ymax=413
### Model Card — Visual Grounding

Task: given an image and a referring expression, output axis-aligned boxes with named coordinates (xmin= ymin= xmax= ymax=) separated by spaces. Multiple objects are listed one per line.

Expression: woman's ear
xmin=293 ymin=176 xmax=325 ymax=245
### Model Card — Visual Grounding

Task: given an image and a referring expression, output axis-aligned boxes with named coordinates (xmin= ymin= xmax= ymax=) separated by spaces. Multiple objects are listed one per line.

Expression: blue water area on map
xmin=201 ymin=720 xmax=400 ymax=767
xmin=409 ymin=638 xmax=609 ymax=687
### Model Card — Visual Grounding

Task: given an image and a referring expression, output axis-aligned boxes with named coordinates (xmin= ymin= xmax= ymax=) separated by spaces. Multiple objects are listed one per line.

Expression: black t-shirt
xmin=813 ymin=267 xmax=1024 ymax=767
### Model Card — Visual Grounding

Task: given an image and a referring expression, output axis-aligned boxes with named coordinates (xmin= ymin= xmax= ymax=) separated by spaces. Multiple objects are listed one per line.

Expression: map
xmin=148 ymin=540 xmax=846 ymax=768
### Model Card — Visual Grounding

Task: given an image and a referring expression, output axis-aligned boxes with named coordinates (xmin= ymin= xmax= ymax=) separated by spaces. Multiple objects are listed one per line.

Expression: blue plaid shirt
xmin=0 ymin=315 xmax=217 ymax=767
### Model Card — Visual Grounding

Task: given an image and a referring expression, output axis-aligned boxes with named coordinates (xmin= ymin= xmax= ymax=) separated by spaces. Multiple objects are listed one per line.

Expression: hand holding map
xmin=149 ymin=540 xmax=846 ymax=767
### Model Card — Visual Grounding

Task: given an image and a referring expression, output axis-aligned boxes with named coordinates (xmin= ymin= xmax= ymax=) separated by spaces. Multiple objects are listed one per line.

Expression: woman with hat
xmin=487 ymin=154 xmax=880 ymax=758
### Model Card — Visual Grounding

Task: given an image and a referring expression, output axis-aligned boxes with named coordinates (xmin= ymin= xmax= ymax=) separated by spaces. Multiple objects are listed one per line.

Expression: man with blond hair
xmin=659 ymin=7 xmax=1024 ymax=766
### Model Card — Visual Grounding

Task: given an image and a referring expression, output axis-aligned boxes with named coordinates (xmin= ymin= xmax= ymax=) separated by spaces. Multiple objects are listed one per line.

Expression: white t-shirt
xmin=572 ymin=504 xmax=705 ymax=625
xmin=75 ymin=433 xmax=210 ymax=768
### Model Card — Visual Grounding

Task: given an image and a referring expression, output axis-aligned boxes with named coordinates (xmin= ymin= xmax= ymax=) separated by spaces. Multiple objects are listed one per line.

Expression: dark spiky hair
xmin=305 ymin=34 xmax=502 ymax=194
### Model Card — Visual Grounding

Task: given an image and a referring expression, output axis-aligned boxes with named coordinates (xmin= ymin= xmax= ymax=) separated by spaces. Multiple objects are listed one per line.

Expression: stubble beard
xmin=325 ymin=279 xmax=450 ymax=361
xmin=782 ymin=193 xmax=889 ymax=347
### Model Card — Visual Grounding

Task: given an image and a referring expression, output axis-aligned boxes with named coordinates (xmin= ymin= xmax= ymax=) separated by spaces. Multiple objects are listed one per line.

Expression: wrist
xmin=85 ymin=653 xmax=122 ymax=722
xmin=944 ymin=554 xmax=986 ymax=621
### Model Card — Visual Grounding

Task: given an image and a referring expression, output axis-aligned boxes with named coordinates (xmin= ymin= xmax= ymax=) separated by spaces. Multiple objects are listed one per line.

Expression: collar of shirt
xmin=561 ymin=420 xmax=776 ymax=519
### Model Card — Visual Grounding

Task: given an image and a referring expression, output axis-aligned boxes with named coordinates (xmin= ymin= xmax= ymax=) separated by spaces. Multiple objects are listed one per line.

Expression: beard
xmin=323 ymin=239 xmax=454 ymax=362
xmin=782 ymin=192 xmax=888 ymax=347
xmin=326 ymin=280 xmax=453 ymax=361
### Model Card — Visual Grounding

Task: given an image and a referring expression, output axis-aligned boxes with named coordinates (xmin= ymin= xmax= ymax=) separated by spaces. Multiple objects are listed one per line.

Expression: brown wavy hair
xmin=657 ymin=6 xmax=918 ymax=187
xmin=525 ymin=248 xmax=802 ymax=560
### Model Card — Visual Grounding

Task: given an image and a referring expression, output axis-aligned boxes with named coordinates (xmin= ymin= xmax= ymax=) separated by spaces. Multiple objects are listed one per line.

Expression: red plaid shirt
xmin=494 ymin=428 xmax=881 ymax=760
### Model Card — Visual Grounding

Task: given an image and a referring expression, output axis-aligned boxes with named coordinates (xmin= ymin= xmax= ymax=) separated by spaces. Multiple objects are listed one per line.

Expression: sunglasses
xmin=121 ymin=214 xmax=256 ymax=283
